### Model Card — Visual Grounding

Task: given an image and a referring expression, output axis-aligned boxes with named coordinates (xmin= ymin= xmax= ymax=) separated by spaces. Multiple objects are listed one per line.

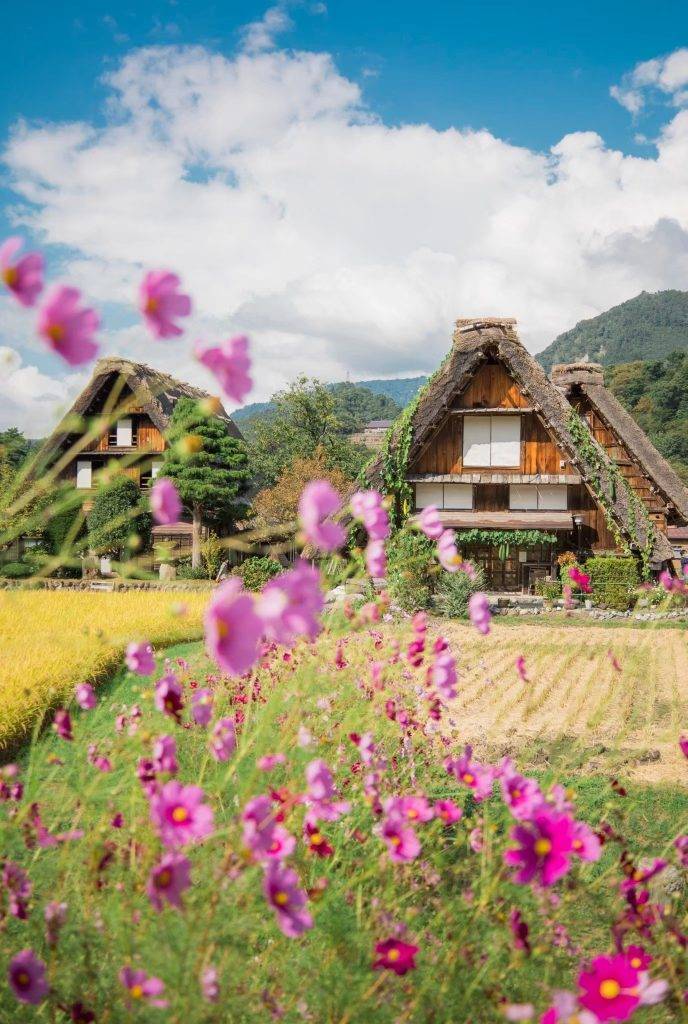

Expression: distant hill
xmin=538 ymin=290 xmax=688 ymax=372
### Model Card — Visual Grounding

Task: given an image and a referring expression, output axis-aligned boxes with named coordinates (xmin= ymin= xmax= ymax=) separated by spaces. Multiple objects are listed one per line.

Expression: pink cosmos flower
xmin=386 ymin=795 xmax=434 ymax=823
xmin=263 ymin=861 xmax=313 ymax=937
xmin=540 ymin=991 xmax=598 ymax=1024
xmin=516 ymin=655 xmax=528 ymax=682
xmin=0 ymin=237 xmax=44 ymax=307
xmin=445 ymin=746 xmax=494 ymax=801
xmin=571 ymin=821 xmax=602 ymax=862
xmin=437 ymin=528 xmax=461 ymax=571
xmin=120 ymin=967 xmax=168 ymax=1008
xmin=154 ymin=673 xmax=184 ymax=723
xmin=153 ymin=735 xmax=178 ymax=775
xmin=504 ymin=809 xmax=576 ymax=887
xmin=365 ymin=539 xmax=387 ymax=578
xmin=500 ymin=761 xmax=544 ymax=821
xmin=149 ymin=781 xmax=214 ymax=848
xmin=125 ymin=641 xmax=156 ymax=675
xmin=305 ymin=822 xmax=334 ymax=857
xmin=209 ymin=717 xmax=236 ymax=762
xmin=75 ymin=682 xmax=96 ymax=710
xmin=205 ymin=577 xmax=263 ymax=676
xmin=504 ymin=1005 xmax=535 ymax=1021
xmin=87 ymin=744 xmax=112 ymax=772
xmin=53 ymin=708 xmax=73 ymax=741
xmin=8 ymin=949 xmax=49 ymax=1005
xmin=431 ymin=650 xmax=458 ymax=701
xmin=201 ymin=966 xmax=220 ymax=1003
xmin=264 ymin=824 xmax=297 ymax=861
xmin=257 ymin=559 xmax=324 ymax=646
xmin=305 ymin=759 xmax=335 ymax=802
xmin=569 ymin=566 xmax=592 ymax=593
xmin=258 ymin=753 xmax=287 ymax=771
xmin=680 ymin=735 xmax=688 ymax=759
xmin=146 ymin=852 xmax=192 ymax=911
xmin=139 ymin=270 xmax=191 ymax=339
xmin=191 ymin=688 xmax=214 ymax=727
xmin=578 ymin=955 xmax=641 ymax=1022
xmin=195 ymin=335 xmax=252 ymax=404
xmin=37 ymin=285 xmax=99 ymax=365
xmin=469 ymin=592 xmax=492 ymax=635
xmin=419 ymin=504 xmax=444 ymax=540
xmin=242 ymin=795 xmax=278 ymax=857
xmin=434 ymin=798 xmax=463 ymax=824
xmin=674 ymin=835 xmax=688 ymax=867
xmin=150 ymin=478 xmax=182 ymax=525
xmin=351 ymin=489 xmax=390 ymax=541
xmin=380 ymin=814 xmax=421 ymax=862
xmin=2 ymin=861 xmax=31 ymax=918
xmin=298 ymin=480 xmax=345 ymax=552
xmin=373 ymin=938 xmax=419 ymax=975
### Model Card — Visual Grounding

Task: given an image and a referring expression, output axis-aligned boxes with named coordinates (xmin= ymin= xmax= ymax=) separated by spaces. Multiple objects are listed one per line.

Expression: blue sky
xmin=2 ymin=1 xmax=688 ymax=433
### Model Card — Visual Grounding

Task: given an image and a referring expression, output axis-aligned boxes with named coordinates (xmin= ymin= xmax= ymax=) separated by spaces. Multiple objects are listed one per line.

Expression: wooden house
xmin=35 ymin=357 xmax=243 ymax=559
xmin=378 ymin=318 xmax=685 ymax=590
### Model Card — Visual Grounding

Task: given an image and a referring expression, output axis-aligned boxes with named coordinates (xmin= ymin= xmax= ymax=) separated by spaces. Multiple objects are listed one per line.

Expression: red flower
xmin=305 ymin=823 xmax=333 ymax=857
xmin=373 ymin=938 xmax=419 ymax=976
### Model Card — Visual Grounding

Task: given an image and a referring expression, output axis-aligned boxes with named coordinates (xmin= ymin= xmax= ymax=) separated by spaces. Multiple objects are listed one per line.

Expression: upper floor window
xmin=509 ymin=484 xmax=568 ymax=511
xmin=108 ymin=417 xmax=138 ymax=448
xmin=462 ymin=415 xmax=520 ymax=467
xmin=415 ymin=482 xmax=473 ymax=510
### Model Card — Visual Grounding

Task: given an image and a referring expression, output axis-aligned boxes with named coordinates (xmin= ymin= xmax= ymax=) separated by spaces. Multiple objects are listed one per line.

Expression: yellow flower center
xmin=630 ymin=957 xmax=641 ymax=969
xmin=274 ymin=891 xmax=289 ymax=906
xmin=534 ymin=838 xmax=552 ymax=856
xmin=172 ymin=806 xmax=188 ymax=823
xmin=2 ymin=266 xmax=18 ymax=287
xmin=407 ymin=808 xmax=418 ymax=819
xmin=47 ymin=323 xmax=64 ymax=342
xmin=390 ymin=835 xmax=401 ymax=846
xmin=512 ymin=789 xmax=522 ymax=800
xmin=157 ymin=869 xmax=172 ymax=888
xmin=387 ymin=949 xmax=400 ymax=961
xmin=310 ymin=832 xmax=323 ymax=845
xmin=599 ymin=979 xmax=621 ymax=1000
xmin=16 ymin=971 xmax=30 ymax=989
xmin=130 ymin=984 xmax=144 ymax=999
xmin=216 ymin=620 xmax=229 ymax=639
xmin=573 ymin=839 xmax=583 ymax=850
xmin=462 ymin=772 xmax=475 ymax=785
xmin=145 ymin=297 xmax=158 ymax=314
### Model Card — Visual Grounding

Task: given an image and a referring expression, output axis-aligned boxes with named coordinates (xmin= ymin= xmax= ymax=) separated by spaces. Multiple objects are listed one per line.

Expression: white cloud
xmin=4 ymin=42 xmax=688 ymax=434
xmin=0 ymin=348 xmax=85 ymax=436
xmin=610 ymin=48 xmax=688 ymax=115
xmin=240 ymin=5 xmax=293 ymax=54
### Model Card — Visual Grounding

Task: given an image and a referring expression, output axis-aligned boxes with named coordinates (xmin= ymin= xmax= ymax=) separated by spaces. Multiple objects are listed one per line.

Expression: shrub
xmin=535 ymin=579 xmax=564 ymax=601
xmin=200 ymin=531 xmax=224 ymax=580
xmin=386 ymin=529 xmax=436 ymax=612
xmin=0 ymin=560 xmax=32 ymax=578
xmin=232 ymin=555 xmax=283 ymax=591
xmin=177 ymin=564 xmax=210 ymax=580
xmin=88 ymin=476 xmax=152 ymax=556
xmin=435 ymin=562 xmax=485 ymax=617
xmin=586 ymin=555 xmax=639 ymax=610
xmin=45 ymin=503 xmax=87 ymax=555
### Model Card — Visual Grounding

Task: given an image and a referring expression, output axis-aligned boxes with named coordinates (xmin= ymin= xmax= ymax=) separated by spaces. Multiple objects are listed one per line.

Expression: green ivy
xmin=456 ymin=528 xmax=557 ymax=561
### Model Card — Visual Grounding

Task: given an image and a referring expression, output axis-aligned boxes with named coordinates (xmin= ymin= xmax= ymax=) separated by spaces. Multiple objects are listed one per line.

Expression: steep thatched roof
xmin=376 ymin=318 xmax=673 ymax=562
xmin=37 ymin=357 xmax=243 ymax=462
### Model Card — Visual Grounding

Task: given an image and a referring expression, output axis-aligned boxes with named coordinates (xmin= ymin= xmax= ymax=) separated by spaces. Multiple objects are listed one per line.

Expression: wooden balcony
xmin=412 ymin=510 xmax=575 ymax=530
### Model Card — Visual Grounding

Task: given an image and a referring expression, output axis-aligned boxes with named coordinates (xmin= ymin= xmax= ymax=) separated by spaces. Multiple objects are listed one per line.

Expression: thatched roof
xmin=37 ymin=357 xmax=243 ymax=462
xmin=375 ymin=318 xmax=673 ymax=563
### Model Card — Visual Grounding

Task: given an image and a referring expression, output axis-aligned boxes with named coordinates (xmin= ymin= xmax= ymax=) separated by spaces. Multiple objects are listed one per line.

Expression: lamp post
xmin=573 ymin=515 xmax=583 ymax=556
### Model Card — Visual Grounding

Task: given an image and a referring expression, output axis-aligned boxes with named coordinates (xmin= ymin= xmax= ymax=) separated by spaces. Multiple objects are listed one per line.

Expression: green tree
xmin=0 ymin=427 xmax=37 ymax=470
xmin=248 ymin=376 xmax=370 ymax=488
xmin=87 ymin=475 xmax=151 ymax=558
xmin=162 ymin=398 xmax=251 ymax=567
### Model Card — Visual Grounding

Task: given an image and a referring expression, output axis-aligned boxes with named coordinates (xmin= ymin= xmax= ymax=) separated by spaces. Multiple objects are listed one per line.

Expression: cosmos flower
xmin=499 ymin=762 xmax=544 ymax=821
xmin=75 ymin=683 xmax=97 ymax=710
xmin=433 ymin=799 xmax=463 ymax=824
xmin=437 ymin=528 xmax=462 ymax=571
xmin=304 ymin=822 xmax=334 ymax=857
xmin=350 ymin=489 xmax=390 ymax=541
xmin=139 ymin=269 xmax=191 ymax=338
xmin=298 ymin=480 xmax=345 ymax=553
xmin=125 ymin=641 xmax=156 ymax=676
xmin=152 ymin=735 xmax=178 ymax=775
xmin=385 ymin=795 xmax=434 ymax=824
xmin=263 ymin=861 xmax=313 ymax=937
xmin=205 ymin=577 xmax=263 ymax=676
xmin=0 ymin=236 xmax=44 ymax=306
xmin=7 ymin=949 xmax=49 ymax=1005
xmin=431 ymin=650 xmax=458 ymax=701
xmin=256 ymin=559 xmax=324 ymax=647
xmin=154 ymin=673 xmax=184 ymax=723
xmin=365 ymin=539 xmax=387 ymax=578
xmin=119 ymin=967 xmax=168 ymax=1008
xmin=195 ymin=335 xmax=252 ymax=404
xmin=568 ymin=566 xmax=592 ymax=593
xmin=200 ymin=965 xmax=220 ymax=1003
xmin=380 ymin=814 xmax=421 ymax=862
xmin=504 ymin=810 xmax=576 ymax=887
xmin=468 ymin=592 xmax=492 ymax=635
xmin=37 ymin=285 xmax=99 ymax=365
xmin=191 ymin=689 xmax=214 ymax=727
xmin=150 ymin=478 xmax=182 ymax=526
xmin=258 ymin=753 xmax=287 ymax=771
xmin=2 ymin=861 xmax=31 ymax=919
xmin=577 ymin=955 xmax=641 ymax=1022
xmin=53 ymin=708 xmax=73 ymax=741
xmin=242 ymin=795 xmax=278 ymax=857
xmin=209 ymin=717 xmax=236 ymax=762
xmin=149 ymin=781 xmax=214 ymax=848
xmin=445 ymin=746 xmax=494 ymax=801
xmin=418 ymin=504 xmax=444 ymax=540
xmin=146 ymin=852 xmax=192 ymax=911
xmin=373 ymin=938 xmax=419 ymax=975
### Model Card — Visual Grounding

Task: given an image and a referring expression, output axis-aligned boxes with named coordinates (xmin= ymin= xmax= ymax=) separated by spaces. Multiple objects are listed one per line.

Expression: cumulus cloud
xmin=240 ymin=5 xmax=293 ymax=54
xmin=0 ymin=348 xmax=84 ymax=436
xmin=3 ymin=39 xmax=688 ymax=433
xmin=610 ymin=47 xmax=688 ymax=114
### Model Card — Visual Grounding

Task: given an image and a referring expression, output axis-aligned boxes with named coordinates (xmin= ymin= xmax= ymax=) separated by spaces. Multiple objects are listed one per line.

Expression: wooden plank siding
xmin=92 ymin=415 xmax=165 ymax=455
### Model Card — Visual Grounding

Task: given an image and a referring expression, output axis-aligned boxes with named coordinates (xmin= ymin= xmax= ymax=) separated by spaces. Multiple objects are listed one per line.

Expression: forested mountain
xmin=606 ymin=351 xmax=688 ymax=483
xmin=538 ymin=290 xmax=688 ymax=371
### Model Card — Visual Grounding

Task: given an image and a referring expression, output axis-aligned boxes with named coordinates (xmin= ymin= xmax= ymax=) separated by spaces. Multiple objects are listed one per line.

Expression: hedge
xmin=585 ymin=556 xmax=639 ymax=610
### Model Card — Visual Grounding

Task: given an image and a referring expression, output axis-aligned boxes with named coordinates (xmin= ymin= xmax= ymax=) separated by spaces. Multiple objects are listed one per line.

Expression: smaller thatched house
xmin=374 ymin=318 xmax=683 ymax=590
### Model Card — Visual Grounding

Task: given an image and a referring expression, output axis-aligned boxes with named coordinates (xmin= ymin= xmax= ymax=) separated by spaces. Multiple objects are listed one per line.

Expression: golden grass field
xmin=0 ymin=589 xmax=209 ymax=751
xmin=434 ymin=619 xmax=688 ymax=783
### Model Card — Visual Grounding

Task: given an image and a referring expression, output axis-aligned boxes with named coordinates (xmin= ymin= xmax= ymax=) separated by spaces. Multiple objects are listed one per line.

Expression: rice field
xmin=0 ymin=589 xmax=209 ymax=752
xmin=435 ymin=619 xmax=688 ymax=783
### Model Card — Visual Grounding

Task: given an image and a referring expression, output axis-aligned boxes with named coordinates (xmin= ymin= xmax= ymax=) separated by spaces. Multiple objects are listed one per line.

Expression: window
xmin=116 ymin=418 xmax=133 ymax=447
xmin=415 ymin=483 xmax=473 ymax=510
xmin=76 ymin=460 xmax=92 ymax=489
xmin=151 ymin=461 xmax=163 ymax=479
xmin=509 ymin=484 xmax=568 ymax=511
xmin=415 ymin=483 xmax=443 ymax=508
xmin=140 ymin=461 xmax=164 ymax=489
xmin=463 ymin=415 xmax=521 ymax=467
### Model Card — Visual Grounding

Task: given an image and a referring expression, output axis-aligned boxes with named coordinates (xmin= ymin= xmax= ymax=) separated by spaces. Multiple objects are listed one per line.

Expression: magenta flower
xmin=120 ymin=967 xmax=168 ymax=1008
xmin=150 ymin=478 xmax=182 ymax=525
xmin=153 ymin=735 xmax=178 ymax=775
xmin=298 ymin=480 xmax=345 ymax=553
xmin=8 ymin=949 xmax=49 ymax=1005
xmin=146 ymin=852 xmax=192 ymax=911
xmin=364 ymin=539 xmax=387 ymax=578
xmin=37 ymin=285 xmax=99 ymax=365
xmin=263 ymin=861 xmax=313 ymax=937
xmin=191 ymin=688 xmax=214 ymax=727
xmin=468 ymin=592 xmax=492 ymax=635
xmin=680 ymin=735 xmax=688 ymax=759
xmin=386 ymin=795 xmax=434 ymax=823
xmin=257 ymin=560 xmax=324 ymax=646
xmin=515 ymin=654 xmax=528 ymax=682
xmin=201 ymin=965 xmax=220 ymax=1003
xmin=242 ymin=795 xmax=278 ymax=857
xmin=675 ymin=835 xmax=688 ymax=867
xmin=0 ymin=237 xmax=44 ymax=307
xmin=445 ymin=746 xmax=494 ymax=801
xmin=569 ymin=565 xmax=592 ymax=593
xmin=205 ymin=577 xmax=263 ymax=676
xmin=499 ymin=762 xmax=543 ymax=821
xmin=571 ymin=821 xmax=602 ymax=862
xmin=53 ymin=708 xmax=73 ymax=741
xmin=139 ymin=269 xmax=191 ymax=339
xmin=75 ymin=682 xmax=96 ymax=710
xmin=578 ymin=955 xmax=641 ymax=1022
xmin=350 ymin=489 xmax=390 ymax=541
xmin=154 ymin=673 xmax=184 ymax=723
xmin=504 ymin=809 xmax=576 ymax=887
xmin=2 ymin=861 xmax=31 ymax=918
xmin=264 ymin=825 xmax=297 ymax=861
xmin=306 ymin=759 xmax=335 ymax=801
xmin=419 ymin=504 xmax=443 ymax=540
xmin=540 ymin=991 xmax=598 ymax=1024
xmin=437 ymin=528 xmax=462 ymax=571
xmin=87 ymin=744 xmax=112 ymax=772
xmin=149 ymin=781 xmax=214 ymax=848
xmin=209 ymin=717 xmax=236 ymax=762
xmin=373 ymin=937 xmax=419 ymax=975
xmin=258 ymin=753 xmax=287 ymax=771
xmin=380 ymin=814 xmax=421 ymax=862
xmin=431 ymin=650 xmax=458 ymax=701
xmin=125 ymin=641 xmax=156 ymax=676
xmin=195 ymin=335 xmax=252 ymax=404
xmin=434 ymin=798 xmax=463 ymax=824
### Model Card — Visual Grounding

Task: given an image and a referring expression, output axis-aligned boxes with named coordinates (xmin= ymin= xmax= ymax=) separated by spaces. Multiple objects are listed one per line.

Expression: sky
xmin=1 ymin=0 xmax=688 ymax=435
